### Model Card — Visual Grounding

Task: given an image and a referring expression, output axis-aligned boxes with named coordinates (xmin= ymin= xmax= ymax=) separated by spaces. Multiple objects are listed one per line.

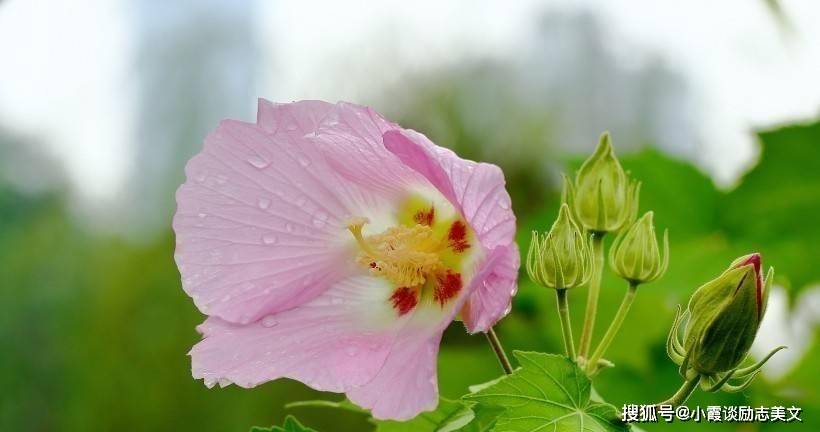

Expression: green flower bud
xmin=608 ymin=211 xmax=669 ymax=285
xmin=683 ymin=253 xmax=771 ymax=374
xmin=526 ymin=204 xmax=593 ymax=289
xmin=565 ymin=132 xmax=639 ymax=233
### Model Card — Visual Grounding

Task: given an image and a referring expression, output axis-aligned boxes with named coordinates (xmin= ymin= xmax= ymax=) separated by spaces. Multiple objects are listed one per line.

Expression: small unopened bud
xmin=684 ymin=253 xmax=772 ymax=374
xmin=526 ymin=204 xmax=593 ymax=289
xmin=565 ymin=132 xmax=639 ymax=234
xmin=609 ymin=211 xmax=669 ymax=285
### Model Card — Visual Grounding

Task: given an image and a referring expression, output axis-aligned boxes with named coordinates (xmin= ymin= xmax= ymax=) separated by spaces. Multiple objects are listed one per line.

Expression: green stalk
xmin=586 ymin=281 xmax=638 ymax=374
xmin=555 ymin=289 xmax=576 ymax=358
xmin=578 ymin=233 xmax=605 ymax=359
xmin=658 ymin=375 xmax=701 ymax=406
xmin=485 ymin=327 xmax=513 ymax=375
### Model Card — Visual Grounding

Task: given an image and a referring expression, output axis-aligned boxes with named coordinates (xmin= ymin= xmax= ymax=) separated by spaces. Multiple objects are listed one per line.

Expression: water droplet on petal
xmin=345 ymin=347 xmax=358 ymax=357
xmin=262 ymin=233 xmax=277 ymax=245
xmin=257 ymin=198 xmax=271 ymax=209
xmin=198 ymin=212 xmax=207 ymax=219
xmin=215 ymin=174 xmax=228 ymax=184
xmin=221 ymin=294 xmax=232 ymax=303
xmin=498 ymin=198 xmax=511 ymax=210
xmin=285 ymin=223 xmax=294 ymax=233
xmin=194 ymin=173 xmax=206 ymax=183
xmin=297 ymin=155 xmax=311 ymax=167
xmin=312 ymin=211 xmax=328 ymax=228
xmin=261 ymin=315 xmax=278 ymax=328
xmin=247 ymin=155 xmax=269 ymax=169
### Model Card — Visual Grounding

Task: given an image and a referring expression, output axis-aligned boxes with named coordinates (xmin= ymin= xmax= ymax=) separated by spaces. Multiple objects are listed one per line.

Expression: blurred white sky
xmin=1 ymin=0 xmax=819 ymax=201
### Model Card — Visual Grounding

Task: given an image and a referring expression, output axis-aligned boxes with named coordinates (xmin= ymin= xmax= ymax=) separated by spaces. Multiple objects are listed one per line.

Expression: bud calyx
xmin=526 ymin=204 xmax=593 ymax=289
xmin=666 ymin=253 xmax=785 ymax=394
xmin=564 ymin=132 xmax=639 ymax=233
xmin=609 ymin=211 xmax=669 ymax=285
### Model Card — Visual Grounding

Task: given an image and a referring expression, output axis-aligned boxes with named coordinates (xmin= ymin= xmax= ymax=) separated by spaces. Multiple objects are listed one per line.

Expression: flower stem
xmin=578 ymin=232 xmax=605 ymax=359
xmin=485 ymin=327 xmax=513 ymax=375
xmin=586 ymin=281 xmax=638 ymax=374
xmin=658 ymin=375 xmax=701 ymax=406
xmin=555 ymin=289 xmax=576 ymax=359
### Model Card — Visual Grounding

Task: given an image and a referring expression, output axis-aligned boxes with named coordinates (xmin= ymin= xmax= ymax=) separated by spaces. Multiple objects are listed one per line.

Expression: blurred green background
xmin=1 ymin=1 xmax=819 ymax=431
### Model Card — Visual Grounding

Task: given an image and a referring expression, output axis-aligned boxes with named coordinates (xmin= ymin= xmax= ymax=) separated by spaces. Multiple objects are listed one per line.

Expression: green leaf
xmin=374 ymin=398 xmax=475 ymax=432
xmin=456 ymin=403 xmax=504 ymax=432
xmin=250 ymin=415 xmax=317 ymax=432
xmin=464 ymin=352 xmax=630 ymax=431
xmin=288 ymin=398 xmax=477 ymax=432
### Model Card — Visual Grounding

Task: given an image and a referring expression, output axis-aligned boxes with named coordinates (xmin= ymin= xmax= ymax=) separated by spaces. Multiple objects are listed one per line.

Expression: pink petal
xmin=460 ymin=244 xmax=520 ymax=332
xmin=174 ymin=118 xmax=355 ymax=324
xmin=383 ymin=130 xmax=519 ymax=332
xmin=347 ymin=331 xmax=443 ymax=421
xmin=312 ymin=103 xmax=426 ymax=198
xmin=190 ymin=276 xmax=402 ymax=392
xmin=256 ymin=99 xmax=335 ymax=135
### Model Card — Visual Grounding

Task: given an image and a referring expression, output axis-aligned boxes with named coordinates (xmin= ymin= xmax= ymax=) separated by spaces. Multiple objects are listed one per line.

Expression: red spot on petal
xmin=390 ymin=287 xmax=418 ymax=316
xmin=434 ymin=270 xmax=463 ymax=306
xmin=413 ymin=206 xmax=435 ymax=226
xmin=448 ymin=220 xmax=470 ymax=253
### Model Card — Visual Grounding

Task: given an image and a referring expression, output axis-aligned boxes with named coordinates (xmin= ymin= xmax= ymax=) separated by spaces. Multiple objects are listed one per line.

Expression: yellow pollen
xmin=347 ymin=218 xmax=444 ymax=287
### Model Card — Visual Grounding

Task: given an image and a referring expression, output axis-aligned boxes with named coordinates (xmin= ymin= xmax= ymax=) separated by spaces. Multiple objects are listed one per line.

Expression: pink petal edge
xmin=383 ymin=129 xmax=519 ymax=332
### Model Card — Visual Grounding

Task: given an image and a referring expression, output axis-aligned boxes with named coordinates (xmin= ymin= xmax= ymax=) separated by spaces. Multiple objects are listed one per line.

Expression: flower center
xmin=346 ymin=198 xmax=475 ymax=316
xmin=348 ymin=218 xmax=445 ymax=287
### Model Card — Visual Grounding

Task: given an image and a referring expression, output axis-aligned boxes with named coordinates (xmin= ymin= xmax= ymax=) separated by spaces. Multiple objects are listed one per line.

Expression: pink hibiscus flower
xmin=173 ymin=100 xmax=519 ymax=420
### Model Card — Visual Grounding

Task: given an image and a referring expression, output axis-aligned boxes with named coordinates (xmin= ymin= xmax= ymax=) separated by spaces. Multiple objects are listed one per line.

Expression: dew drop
xmin=297 ymin=155 xmax=311 ymax=167
xmin=247 ymin=155 xmax=269 ymax=169
xmin=194 ymin=173 xmax=206 ymax=183
xmin=215 ymin=174 xmax=228 ymax=184
xmin=498 ymin=198 xmax=511 ymax=210
xmin=262 ymin=233 xmax=278 ymax=245
xmin=261 ymin=315 xmax=278 ymax=328
xmin=312 ymin=211 xmax=328 ymax=228
xmin=197 ymin=212 xmax=207 ymax=219
xmin=285 ymin=223 xmax=294 ymax=233
xmin=257 ymin=198 xmax=271 ymax=209
xmin=345 ymin=347 xmax=358 ymax=357
xmin=221 ymin=294 xmax=232 ymax=303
